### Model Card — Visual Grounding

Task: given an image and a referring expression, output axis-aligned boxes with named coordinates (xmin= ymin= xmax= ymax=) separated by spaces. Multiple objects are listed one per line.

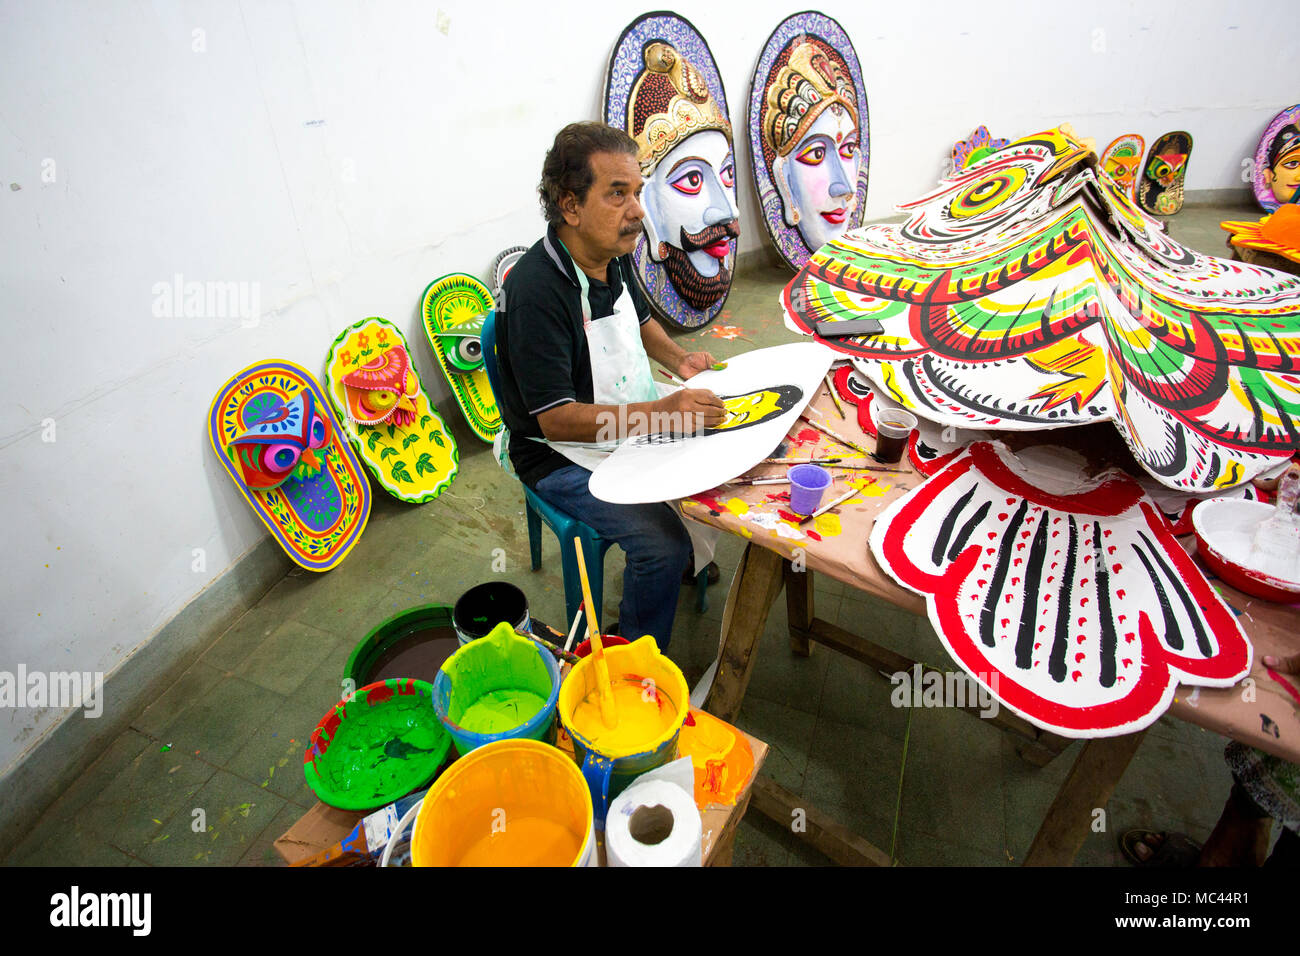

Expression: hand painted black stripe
xmin=1129 ymin=542 xmax=1180 ymax=653
xmin=948 ymin=500 xmax=992 ymax=563
xmin=1135 ymin=529 xmax=1213 ymax=656
xmin=1048 ymin=516 xmax=1079 ymax=682
xmin=979 ymin=498 xmax=1031 ymax=649
xmin=931 ymin=485 xmax=978 ymax=566
xmin=1014 ymin=509 xmax=1052 ymax=670
xmin=1092 ymin=522 xmax=1120 ymax=687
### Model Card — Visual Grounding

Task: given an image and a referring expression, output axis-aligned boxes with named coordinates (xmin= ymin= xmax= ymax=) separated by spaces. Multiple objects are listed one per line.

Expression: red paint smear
xmin=765 ymin=492 xmax=791 ymax=503
xmin=806 ymin=530 xmax=822 ymax=541
xmin=1266 ymin=667 xmax=1300 ymax=706
xmin=790 ymin=428 xmax=821 ymax=447
xmin=776 ymin=509 xmax=802 ymax=524
xmin=688 ymin=493 xmax=726 ymax=515
xmin=366 ymin=683 xmax=395 ymax=706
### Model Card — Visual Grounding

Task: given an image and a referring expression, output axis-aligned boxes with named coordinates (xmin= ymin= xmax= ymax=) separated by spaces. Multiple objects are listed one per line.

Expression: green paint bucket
xmin=432 ymin=621 xmax=559 ymax=756
xmin=343 ymin=603 xmax=460 ymax=691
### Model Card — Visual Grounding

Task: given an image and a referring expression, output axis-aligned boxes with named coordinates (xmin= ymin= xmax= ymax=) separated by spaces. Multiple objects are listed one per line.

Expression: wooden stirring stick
xmin=573 ymin=538 xmax=618 ymax=727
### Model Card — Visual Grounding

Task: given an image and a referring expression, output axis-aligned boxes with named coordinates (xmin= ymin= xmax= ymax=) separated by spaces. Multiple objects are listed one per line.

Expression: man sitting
xmin=494 ymin=122 xmax=724 ymax=649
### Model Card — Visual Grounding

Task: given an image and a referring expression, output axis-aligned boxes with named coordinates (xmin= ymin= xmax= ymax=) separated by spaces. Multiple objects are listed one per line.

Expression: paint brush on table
xmin=799 ymin=413 xmax=875 ymax=459
xmin=824 ymin=372 xmax=846 ymax=420
xmin=730 ymin=476 xmax=791 ymax=487
xmin=517 ymin=627 xmax=580 ymax=665
xmin=563 ymin=601 xmax=585 ymax=653
xmin=764 ymin=456 xmax=848 ymax=465
xmin=573 ymin=537 xmax=618 ymax=727
xmin=797 ymin=484 xmax=861 ymax=527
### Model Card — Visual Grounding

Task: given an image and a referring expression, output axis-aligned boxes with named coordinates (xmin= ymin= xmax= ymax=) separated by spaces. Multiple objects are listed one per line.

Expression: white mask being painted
xmin=773 ymin=104 xmax=860 ymax=255
xmin=642 ymin=129 xmax=738 ymax=273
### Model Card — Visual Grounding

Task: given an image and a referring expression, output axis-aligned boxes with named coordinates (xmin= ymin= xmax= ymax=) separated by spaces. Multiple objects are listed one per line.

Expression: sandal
xmin=1119 ymin=829 xmax=1202 ymax=868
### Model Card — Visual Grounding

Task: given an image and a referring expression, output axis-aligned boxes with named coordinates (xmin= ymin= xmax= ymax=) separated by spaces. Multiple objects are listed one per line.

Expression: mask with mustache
xmin=659 ymin=219 xmax=739 ymax=311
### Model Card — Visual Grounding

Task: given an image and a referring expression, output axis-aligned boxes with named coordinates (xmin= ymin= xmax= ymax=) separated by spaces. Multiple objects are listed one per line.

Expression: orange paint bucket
xmin=410 ymin=739 xmax=594 ymax=867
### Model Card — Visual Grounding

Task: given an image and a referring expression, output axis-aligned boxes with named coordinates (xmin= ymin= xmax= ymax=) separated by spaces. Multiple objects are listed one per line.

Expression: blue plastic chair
xmin=480 ymin=309 xmax=708 ymax=628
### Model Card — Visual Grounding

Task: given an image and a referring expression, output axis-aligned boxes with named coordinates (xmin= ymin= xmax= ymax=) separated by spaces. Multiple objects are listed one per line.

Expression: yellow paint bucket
xmin=410 ymin=739 xmax=594 ymax=867
xmin=557 ymin=636 xmax=689 ymax=828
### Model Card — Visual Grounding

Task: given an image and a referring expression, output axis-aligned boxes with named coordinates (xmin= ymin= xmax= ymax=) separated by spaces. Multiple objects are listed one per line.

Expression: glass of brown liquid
xmin=874 ymin=410 xmax=918 ymax=464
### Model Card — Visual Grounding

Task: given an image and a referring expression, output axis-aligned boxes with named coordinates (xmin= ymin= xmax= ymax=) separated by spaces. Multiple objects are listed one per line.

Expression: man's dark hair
xmin=539 ymin=122 xmax=638 ymax=225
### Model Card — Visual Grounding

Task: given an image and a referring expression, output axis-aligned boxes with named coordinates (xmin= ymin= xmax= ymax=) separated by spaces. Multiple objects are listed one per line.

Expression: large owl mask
xmin=227 ymin=389 xmax=332 ymax=490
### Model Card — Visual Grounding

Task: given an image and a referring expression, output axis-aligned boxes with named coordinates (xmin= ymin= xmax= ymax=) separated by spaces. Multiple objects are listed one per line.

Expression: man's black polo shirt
xmin=496 ymin=224 xmax=652 ymax=488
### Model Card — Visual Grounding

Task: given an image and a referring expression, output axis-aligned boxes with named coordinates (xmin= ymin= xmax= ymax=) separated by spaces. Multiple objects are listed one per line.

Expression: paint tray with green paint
xmin=433 ymin=621 xmax=560 ymax=756
xmin=303 ymin=678 xmax=451 ymax=811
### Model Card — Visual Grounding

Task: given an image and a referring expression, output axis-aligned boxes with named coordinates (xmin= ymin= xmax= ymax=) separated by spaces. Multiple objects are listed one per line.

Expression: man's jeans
xmin=533 ymin=463 xmax=690 ymax=649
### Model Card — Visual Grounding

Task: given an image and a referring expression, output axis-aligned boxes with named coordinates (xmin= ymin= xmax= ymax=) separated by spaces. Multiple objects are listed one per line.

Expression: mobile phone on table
xmin=815 ymin=318 xmax=883 ymax=337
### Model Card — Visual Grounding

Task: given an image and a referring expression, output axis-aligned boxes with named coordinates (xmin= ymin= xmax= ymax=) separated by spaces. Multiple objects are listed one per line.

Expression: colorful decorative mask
xmin=209 ymin=361 xmax=370 ymax=571
xmin=1099 ymin=133 xmax=1145 ymax=200
xmin=606 ymin=13 xmax=737 ymax=328
xmin=227 ymin=389 xmax=332 ymax=490
xmin=325 ymin=317 xmax=459 ymax=503
xmin=1137 ymin=130 xmax=1193 ymax=216
xmin=420 ymin=274 xmax=500 ymax=443
xmin=1253 ymin=105 xmax=1300 ymax=212
xmin=339 ymin=342 xmax=417 ymax=426
xmin=749 ymin=12 xmax=869 ymax=270
xmin=951 ymin=125 xmax=1009 ymax=176
xmin=870 ymin=442 xmax=1252 ymax=738
xmin=782 ymin=127 xmax=1300 ymax=491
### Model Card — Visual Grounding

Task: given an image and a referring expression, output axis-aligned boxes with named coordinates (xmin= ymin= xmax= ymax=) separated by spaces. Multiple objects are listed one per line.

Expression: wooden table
xmin=683 ymin=377 xmax=1300 ymax=866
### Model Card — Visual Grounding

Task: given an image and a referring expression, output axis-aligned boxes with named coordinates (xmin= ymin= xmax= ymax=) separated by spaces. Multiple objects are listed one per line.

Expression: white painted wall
xmin=0 ymin=0 xmax=1292 ymax=775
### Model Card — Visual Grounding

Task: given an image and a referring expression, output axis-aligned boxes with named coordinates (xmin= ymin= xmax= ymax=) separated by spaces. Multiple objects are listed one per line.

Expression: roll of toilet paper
xmin=605 ymin=778 xmax=702 ymax=867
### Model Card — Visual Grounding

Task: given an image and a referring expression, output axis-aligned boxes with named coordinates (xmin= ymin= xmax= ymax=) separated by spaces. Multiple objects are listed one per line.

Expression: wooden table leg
xmin=750 ymin=775 xmax=893 ymax=867
xmin=1023 ymin=728 xmax=1148 ymax=866
xmin=703 ymin=542 xmax=787 ymax=724
xmin=785 ymin=561 xmax=813 ymax=658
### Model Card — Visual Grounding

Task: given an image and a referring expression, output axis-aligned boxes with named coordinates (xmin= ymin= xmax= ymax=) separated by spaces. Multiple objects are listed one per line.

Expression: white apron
xmin=529 ymin=247 xmax=719 ymax=574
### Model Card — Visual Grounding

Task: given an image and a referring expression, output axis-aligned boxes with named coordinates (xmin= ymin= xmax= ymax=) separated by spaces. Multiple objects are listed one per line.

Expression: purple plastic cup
xmin=788 ymin=464 xmax=832 ymax=515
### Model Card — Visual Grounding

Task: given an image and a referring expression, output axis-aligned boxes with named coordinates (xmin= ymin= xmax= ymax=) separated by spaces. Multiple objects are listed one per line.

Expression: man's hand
xmin=676 ymin=351 xmax=717 ymax=380
xmin=658 ymin=387 xmax=725 ymax=433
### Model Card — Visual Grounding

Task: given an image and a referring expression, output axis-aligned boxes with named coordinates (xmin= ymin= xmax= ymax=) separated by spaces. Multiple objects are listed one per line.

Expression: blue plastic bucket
xmin=432 ymin=621 xmax=559 ymax=756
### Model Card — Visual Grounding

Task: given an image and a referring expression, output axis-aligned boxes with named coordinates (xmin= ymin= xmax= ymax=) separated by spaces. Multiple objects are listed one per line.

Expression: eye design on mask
xmin=796 ymin=144 xmax=827 ymax=167
xmin=1148 ymin=154 xmax=1186 ymax=186
xmin=720 ymin=162 xmax=735 ymax=189
xmin=839 ymin=141 xmax=859 ymax=162
xmin=446 ymin=335 xmax=483 ymax=372
xmin=671 ymin=169 xmax=704 ymax=195
xmin=309 ymin=413 xmax=330 ymax=448
xmin=265 ymin=444 xmax=300 ymax=473
xmin=950 ymin=167 xmax=1028 ymax=219
xmin=226 ymin=390 xmax=329 ymax=490
xmin=362 ymin=390 xmax=398 ymax=414
xmin=435 ymin=313 xmax=487 ymax=375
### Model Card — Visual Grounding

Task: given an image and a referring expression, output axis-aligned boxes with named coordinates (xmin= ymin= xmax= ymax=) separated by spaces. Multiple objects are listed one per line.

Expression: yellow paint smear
xmin=848 ymin=477 xmax=890 ymax=498
xmin=569 ymin=679 xmax=677 ymax=754
xmin=814 ymin=512 xmax=842 ymax=537
xmin=724 ymin=497 xmax=750 ymax=517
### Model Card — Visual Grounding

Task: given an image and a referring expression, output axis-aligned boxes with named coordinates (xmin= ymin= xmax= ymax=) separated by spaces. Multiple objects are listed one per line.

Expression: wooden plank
xmin=1023 ymin=729 xmax=1148 ymax=866
xmin=784 ymin=561 xmax=814 ymax=658
xmin=703 ymin=543 xmax=787 ymax=723
xmin=749 ymin=775 xmax=893 ymax=867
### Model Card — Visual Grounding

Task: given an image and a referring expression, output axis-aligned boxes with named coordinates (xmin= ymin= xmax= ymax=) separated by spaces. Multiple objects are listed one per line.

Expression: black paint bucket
xmin=452 ymin=582 xmax=530 ymax=645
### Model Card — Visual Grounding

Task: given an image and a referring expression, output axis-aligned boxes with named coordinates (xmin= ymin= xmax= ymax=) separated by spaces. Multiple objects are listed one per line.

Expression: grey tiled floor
xmin=3 ymin=201 xmax=1268 ymax=866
